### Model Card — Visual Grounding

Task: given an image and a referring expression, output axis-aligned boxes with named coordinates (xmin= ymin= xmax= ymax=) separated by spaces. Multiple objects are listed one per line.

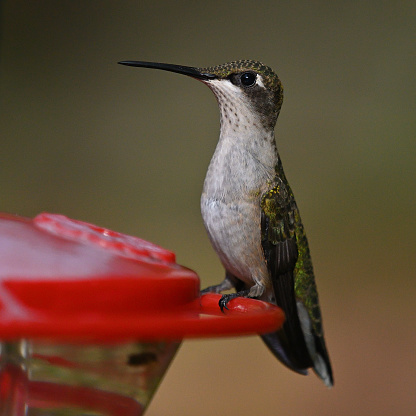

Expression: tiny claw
xmin=219 ymin=295 xmax=231 ymax=313
xmin=218 ymin=289 xmax=252 ymax=313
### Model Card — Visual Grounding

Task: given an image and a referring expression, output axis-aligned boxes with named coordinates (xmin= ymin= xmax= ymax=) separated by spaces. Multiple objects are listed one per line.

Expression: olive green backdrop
xmin=1 ymin=1 xmax=415 ymax=415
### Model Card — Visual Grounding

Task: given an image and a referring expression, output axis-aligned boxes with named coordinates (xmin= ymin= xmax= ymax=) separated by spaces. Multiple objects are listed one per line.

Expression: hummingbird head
xmin=196 ymin=60 xmax=283 ymax=129
xmin=119 ymin=60 xmax=283 ymax=130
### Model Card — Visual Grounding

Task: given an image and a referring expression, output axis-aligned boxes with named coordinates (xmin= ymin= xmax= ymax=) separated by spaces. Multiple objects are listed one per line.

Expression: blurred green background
xmin=1 ymin=1 xmax=415 ymax=415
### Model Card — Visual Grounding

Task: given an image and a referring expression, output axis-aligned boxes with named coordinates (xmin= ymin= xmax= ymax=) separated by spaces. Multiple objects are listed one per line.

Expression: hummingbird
xmin=118 ymin=59 xmax=333 ymax=387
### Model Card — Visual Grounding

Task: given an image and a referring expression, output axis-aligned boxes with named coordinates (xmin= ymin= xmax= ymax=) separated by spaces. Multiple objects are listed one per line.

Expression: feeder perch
xmin=0 ymin=213 xmax=284 ymax=415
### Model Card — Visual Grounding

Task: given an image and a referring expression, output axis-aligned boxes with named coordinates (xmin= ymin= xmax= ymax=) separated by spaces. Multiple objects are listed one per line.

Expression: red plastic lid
xmin=0 ymin=213 xmax=284 ymax=342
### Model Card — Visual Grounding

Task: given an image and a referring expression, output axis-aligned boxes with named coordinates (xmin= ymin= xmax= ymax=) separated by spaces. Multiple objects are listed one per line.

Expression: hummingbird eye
xmin=240 ymin=72 xmax=257 ymax=87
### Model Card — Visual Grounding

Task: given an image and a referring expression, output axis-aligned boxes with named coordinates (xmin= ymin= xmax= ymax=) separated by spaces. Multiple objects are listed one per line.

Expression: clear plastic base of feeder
xmin=0 ymin=339 xmax=181 ymax=416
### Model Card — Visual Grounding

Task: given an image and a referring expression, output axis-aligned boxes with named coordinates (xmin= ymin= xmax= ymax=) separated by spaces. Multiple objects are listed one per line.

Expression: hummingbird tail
xmin=297 ymin=301 xmax=334 ymax=387
xmin=261 ymin=328 xmax=333 ymax=387
xmin=263 ymin=270 xmax=334 ymax=387
xmin=261 ymin=331 xmax=308 ymax=375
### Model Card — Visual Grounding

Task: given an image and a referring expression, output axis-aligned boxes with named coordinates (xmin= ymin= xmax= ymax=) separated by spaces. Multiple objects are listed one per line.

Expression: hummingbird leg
xmin=200 ymin=271 xmax=241 ymax=295
xmin=247 ymin=280 xmax=266 ymax=298
xmin=219 ymin=281 xmax=266 ymax=312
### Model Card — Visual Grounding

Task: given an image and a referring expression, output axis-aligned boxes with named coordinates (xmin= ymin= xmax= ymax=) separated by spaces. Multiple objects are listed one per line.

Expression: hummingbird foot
xmin=201 ymin=284 xmax=227 ymax=295
xmin=219 ymin=289 xmax=252 ymax=312
xmin=200 ymin=272 xmax=241 ymax=295
xmin=200 ymin=281 xmax=234 ymax=295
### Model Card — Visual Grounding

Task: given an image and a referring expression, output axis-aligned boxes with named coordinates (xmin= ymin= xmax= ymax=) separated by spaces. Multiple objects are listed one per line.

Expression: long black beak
xmin=118 ymin=61 xmax=216 ymax=80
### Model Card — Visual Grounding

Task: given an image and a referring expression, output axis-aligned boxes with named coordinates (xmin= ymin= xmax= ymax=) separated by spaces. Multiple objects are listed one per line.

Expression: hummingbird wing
xmin=260 ymin=177 xmax=313 ymax=370
xmin=260 ymin=175 xmax=333 ymax=386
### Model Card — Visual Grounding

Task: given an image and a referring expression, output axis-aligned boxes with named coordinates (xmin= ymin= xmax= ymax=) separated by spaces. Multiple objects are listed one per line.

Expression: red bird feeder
xmin=0 ymin=213 xmax=284 ymax=415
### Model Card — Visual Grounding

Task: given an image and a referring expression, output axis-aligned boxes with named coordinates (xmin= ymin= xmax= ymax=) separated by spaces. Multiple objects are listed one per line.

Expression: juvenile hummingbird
xmin=119 ymin=60 xmax=333 ymax=386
